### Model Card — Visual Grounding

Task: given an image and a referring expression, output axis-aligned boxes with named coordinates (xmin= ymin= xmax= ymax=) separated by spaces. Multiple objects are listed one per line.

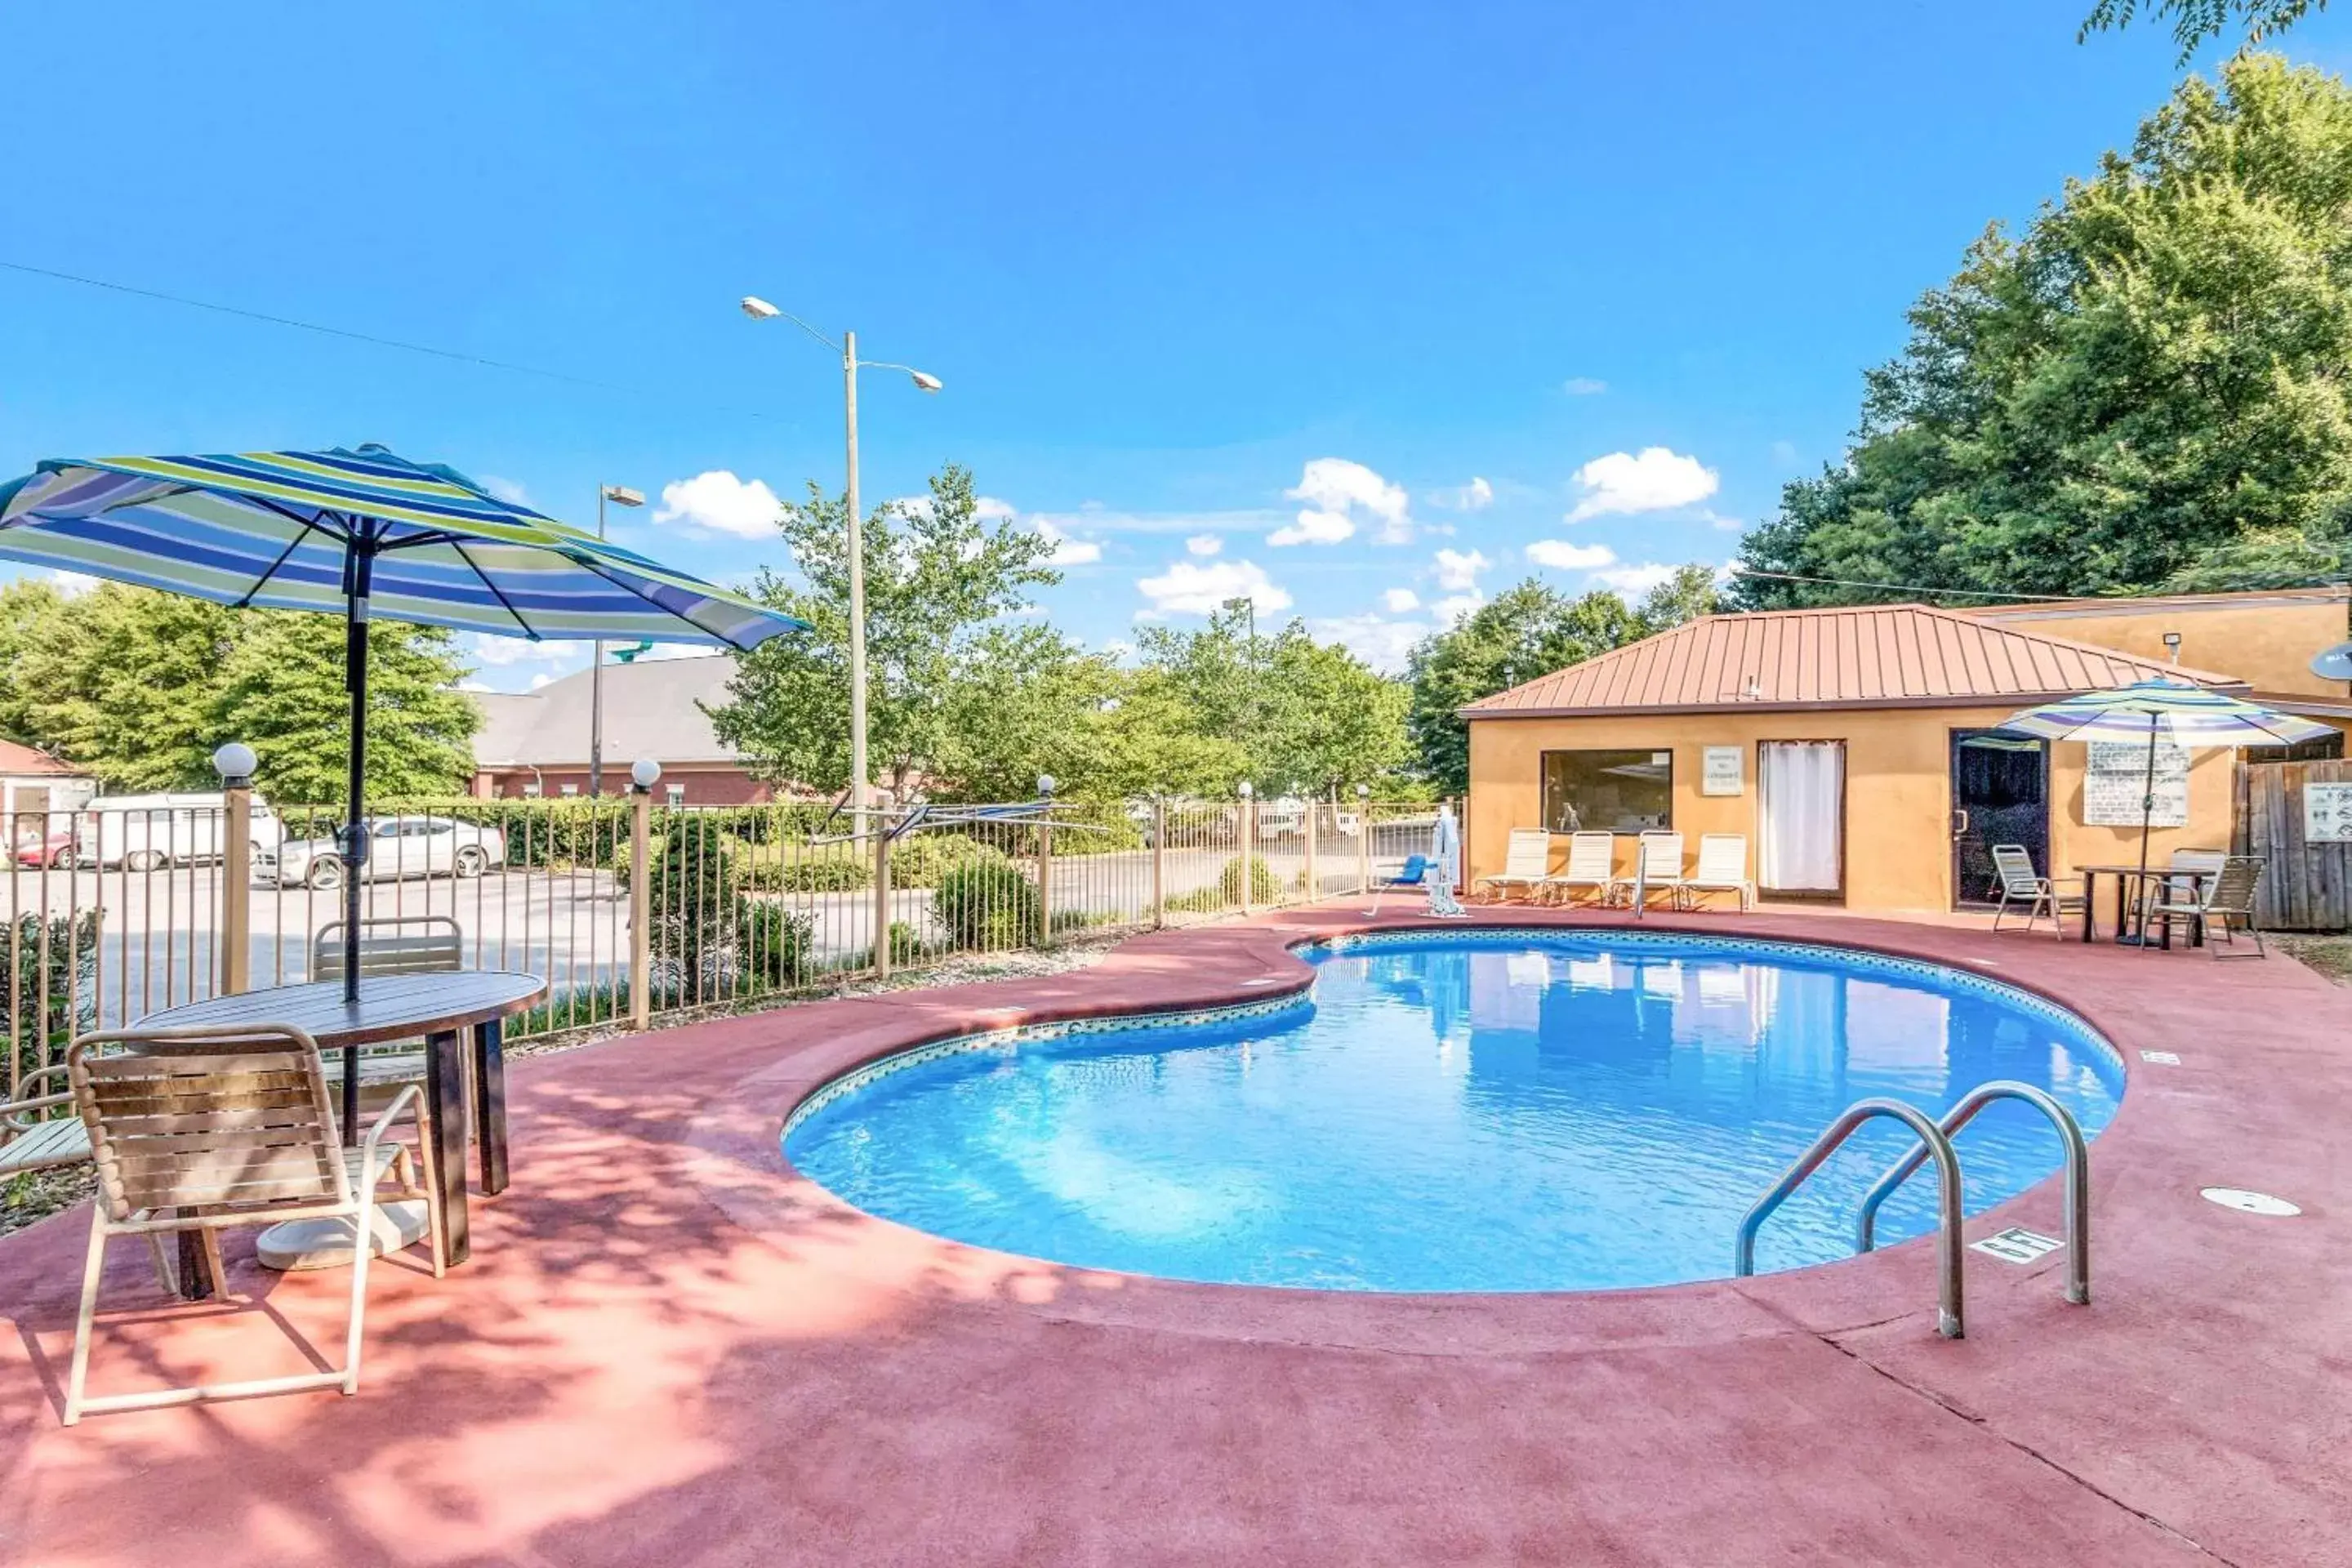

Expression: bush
xmin=1221 ymin=854 xmax=1282 ymax=906
xmin=744 ymin=841 xmax=871 ymax=893
xmin=931 ymin=858 xmax=1043 ymax=950
xmin=887 ymin=919 xmax=931 ymax=967
xmin=888 ymin=831 xmax=1004 ymax=889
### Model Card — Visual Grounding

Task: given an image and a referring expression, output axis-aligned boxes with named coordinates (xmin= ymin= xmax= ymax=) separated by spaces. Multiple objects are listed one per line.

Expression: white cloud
xmin=1430 ymin=476 xmax=1494 ymax=511
xmin=654 ymin=470 xmax=782 ymax=539
xmin=528 ymin=671 xmax=559 ymax=692
xmin=479 ymin=474 xmax=530 ymax=505
xmin=1568 ymin=448 xmax=1718 ymax=522
xmin=49 ymin=569 xmax=98 ymax=596
xmin=1278 ymin=457 xmax=1413 ymax=546
xmin=1432 ymin=547 xmax=1490 ymax=593
xmin=1562 ymin=377 xmax=1608 ymax=396
xmin=1432 ymin=592 xmax=1485 ymax=627
xmin=1135 ymin=559 xmax=1292 ymax=617
xmin=1035 ymin=516 xmax=1103 ymax=566
xmin=457 ymin=678 xmax=492 ymax=693
xmin=1525 ymin=540 xmax=1618 ymax=571
xmin=1592 ymin=562 xmax=1681 ymax=597
xmin=468 ymin=634 xmax=590 ymax=667
xmin=1185 ymin=533 xmax=1223 ymax=557
xmin=974 ymin=495 xmax=1019 ymax=522
xmin=1382 ymin=587 xmax=1422 ymax=612
xmin=1308 ymin=614 xmax=1429 ymax=675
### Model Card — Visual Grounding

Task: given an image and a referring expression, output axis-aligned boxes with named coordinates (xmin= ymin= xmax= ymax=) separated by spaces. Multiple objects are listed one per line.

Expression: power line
xmin=1727 ymin=567 xmax=2084 ymax=603
xmin=0 ymin=257 xmax=657 ymax=399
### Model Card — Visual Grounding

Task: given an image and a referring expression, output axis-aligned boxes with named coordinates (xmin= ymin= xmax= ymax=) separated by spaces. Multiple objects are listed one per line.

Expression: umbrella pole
xmin=341 ymin=538 xmax=375 ymax=1009
xmin=2131 ymin=714 xmax=2158 ymax=946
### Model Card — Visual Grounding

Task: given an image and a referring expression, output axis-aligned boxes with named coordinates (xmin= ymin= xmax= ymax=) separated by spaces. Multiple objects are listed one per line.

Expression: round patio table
xmin=137 ymin=970 xmax=546 ymax=1295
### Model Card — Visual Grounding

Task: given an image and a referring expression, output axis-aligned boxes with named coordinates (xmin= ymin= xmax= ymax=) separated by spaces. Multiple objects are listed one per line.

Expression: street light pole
xmin=740 ymin=296 xmax=940 ymax=826
xmin=590 ymin=483 xmax=644 ymax=797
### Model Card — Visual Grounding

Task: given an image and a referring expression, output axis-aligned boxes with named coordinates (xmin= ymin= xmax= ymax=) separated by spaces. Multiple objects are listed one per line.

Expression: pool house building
xmin=1460 ymin=593 xmax=2352 ymax=915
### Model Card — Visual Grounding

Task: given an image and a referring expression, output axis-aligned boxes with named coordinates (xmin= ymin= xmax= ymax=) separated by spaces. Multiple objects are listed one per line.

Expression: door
xmin=1950 ymin=729 xmax=2050 ymax=907
xmin=1759 ymin=741 xmax=1846 ymax=897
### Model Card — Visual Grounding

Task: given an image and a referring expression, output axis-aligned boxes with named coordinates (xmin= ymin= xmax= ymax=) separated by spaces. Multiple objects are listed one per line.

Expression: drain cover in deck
xmin=2200 ymin=1187 xmax=2301 ymax=1216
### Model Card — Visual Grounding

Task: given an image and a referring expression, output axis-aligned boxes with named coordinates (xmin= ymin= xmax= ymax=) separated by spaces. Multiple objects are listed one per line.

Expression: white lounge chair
xmin=1631 ymin=831 xmax=1686 ymax=909
xmin=1989 ymin=844 xmax=2082 ymax=938
xmin=1476 ymin=829 xmax=1553 ymax=903
xmin=1543 ymin=831 xmax=1619 ymax=906
xmin=1682 ymin=833 xmax=1754 ymax=911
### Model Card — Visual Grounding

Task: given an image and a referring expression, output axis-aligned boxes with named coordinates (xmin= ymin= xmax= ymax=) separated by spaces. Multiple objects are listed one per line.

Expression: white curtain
xmin=1760 ymin=742 xmax=1844 ymax=892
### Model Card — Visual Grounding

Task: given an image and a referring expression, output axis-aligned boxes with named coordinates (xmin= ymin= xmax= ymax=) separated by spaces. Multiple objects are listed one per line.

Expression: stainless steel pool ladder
xmin=1732 ymin=1083 xmax=2092 ymax=1340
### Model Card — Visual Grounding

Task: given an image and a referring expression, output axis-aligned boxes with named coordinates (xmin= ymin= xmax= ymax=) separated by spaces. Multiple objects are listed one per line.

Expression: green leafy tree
xmin=8 ymin=584 xmax=236 ymax=790
xmin=2080 ymin=0 xmax=2324 ymax=60
xmin=1404 ymin=581 xmax=1643 ymax=794
xmin=1735 ymin=57 xmax=2352 ymax=609
xmin=930 ymin=626 xmax=1123 ymax=801
xmin=710 ymin=465 xmax=1059 ymax=799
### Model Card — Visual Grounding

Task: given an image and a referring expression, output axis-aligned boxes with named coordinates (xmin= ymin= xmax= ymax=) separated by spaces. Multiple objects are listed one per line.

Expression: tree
xmin=1632 ymin=564 xmax=1721 ymax=630
xmin=1735 ymin=57 xmax=2352 ymax=610
xmin=2080 ymin=0 xmax=2325 ymax=60
xmin=710 ymin=465 xmax=1062 ymax=800
xmin=1404 ymin=581 xmax=1643 ymax=794
xmin=0 ymin=582 xmax=477 ymax=800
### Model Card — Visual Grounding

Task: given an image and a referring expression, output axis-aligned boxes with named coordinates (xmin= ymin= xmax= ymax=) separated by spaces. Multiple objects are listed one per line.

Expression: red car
xmin=13 ymin=827 xmax=78 ymax=869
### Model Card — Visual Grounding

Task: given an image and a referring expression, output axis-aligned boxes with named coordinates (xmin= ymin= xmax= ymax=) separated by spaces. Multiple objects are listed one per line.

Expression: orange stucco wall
xmin=1965 ymin=593 xmax=2352 ymax=697
xmin=1463 ymin=707 xmax=2278 ymax=915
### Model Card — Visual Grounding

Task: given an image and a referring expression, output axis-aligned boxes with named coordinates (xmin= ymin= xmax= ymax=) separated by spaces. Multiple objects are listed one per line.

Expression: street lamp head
xmin=908 ymin=370 xmax=944 ymax=393
xmin=1356 ymin=783 xmax=1370 ymax=799
xmin=1036 ymin=773 xmax=1057 ymax=799
xmin=1237 ymin=781 xmax=1254 ymax=799
xmin=739 ymin=296 xmax=782 ymax=320
xmin=212 ymin=742 xmax=256 ymax=786
xmin=630 ymin=758 xmax=663 ymax=793
xmin=601 ymin=484 xmax=644 ymax=508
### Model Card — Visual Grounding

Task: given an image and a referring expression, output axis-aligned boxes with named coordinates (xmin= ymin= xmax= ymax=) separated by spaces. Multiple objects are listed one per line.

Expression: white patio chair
xmin=62 ymin=1022 xmax=446 ymax=1424
xmin=1475 ymin=829 xmax=1553 ymax=903
xmin=2145 ymin=854 xmax=2267 ymax=958
xmin=1632 ymin=831 xmax=1686 ymax=910
xmin=1988 ymin=844 xmax=2082 ymax=938
xmin=1682 ymin=833 xmax=1754 ymax=911
xmin=1543 ymin=831 xmax=1619 ymax=906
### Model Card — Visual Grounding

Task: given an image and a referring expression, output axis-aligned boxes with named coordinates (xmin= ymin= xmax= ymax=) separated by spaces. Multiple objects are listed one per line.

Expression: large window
xmin=1541 ymin=749 xmax=1673 ymax=833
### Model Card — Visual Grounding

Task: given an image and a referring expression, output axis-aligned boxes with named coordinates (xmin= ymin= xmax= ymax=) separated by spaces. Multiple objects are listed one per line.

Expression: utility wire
xmin=1728 ymin=567 xmax=2087 ymax=603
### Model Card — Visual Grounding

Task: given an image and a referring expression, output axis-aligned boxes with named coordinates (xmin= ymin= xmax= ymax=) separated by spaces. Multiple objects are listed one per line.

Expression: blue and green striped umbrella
xmin=0 ymin=443 xmax=806 ymax=1005
xmin=2000 ymin=679 xmax=2335 ymax=749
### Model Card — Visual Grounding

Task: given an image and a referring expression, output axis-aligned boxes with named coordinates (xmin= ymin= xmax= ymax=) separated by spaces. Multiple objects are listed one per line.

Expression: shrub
xmin=1220 ymin=854 xmax=1282 ymax=906
xmin=931 ymin=858 xmax=1043 ymax=950
xmin=887 ymin=831 xmax=1003 ymax=889
xmin=745 ymin=841 xmax=871 ymax=893
xmin=887 ymin=919 xmax=931 ymax=967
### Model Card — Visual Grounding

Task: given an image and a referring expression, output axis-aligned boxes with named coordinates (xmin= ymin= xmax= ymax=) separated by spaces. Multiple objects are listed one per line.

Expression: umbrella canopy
xmin=1999 ymin=679 xmax=2336 ymax=750
xmin=0 ymin=443 xmax=807 ymax=1009
xmin=1999 ymin=679 xmax=2332 ymax=942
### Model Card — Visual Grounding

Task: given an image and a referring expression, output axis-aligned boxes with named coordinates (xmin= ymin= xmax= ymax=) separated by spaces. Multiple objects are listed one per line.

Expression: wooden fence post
xmin=1151 ymin=799 xmax=1167 ymax=929
xmin=219 ymin=784 xmax=252 ymax=996
xmin=873 ymin=824 xmax=893 ymax=978
xmin=629 ymin=786 xmax=652 ymax=1029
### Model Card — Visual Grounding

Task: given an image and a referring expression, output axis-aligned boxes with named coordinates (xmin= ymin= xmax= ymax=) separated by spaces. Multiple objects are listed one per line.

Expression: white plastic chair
xmin=1988 ymin=844 xmax=2082 ymax=938
xmin=1632 ymin=831 xmax=1686 ymax=909
xmin=1544 ymin=831 xmax=1619 ymax=906
xmin=1476 ymin=829 xmax=1553 ymax=903
xmin=1682 ymin=834 xmax=1754 ymax=911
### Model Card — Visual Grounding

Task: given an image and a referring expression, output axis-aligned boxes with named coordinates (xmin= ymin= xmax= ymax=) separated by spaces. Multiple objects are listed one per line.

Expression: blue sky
xmin=6 ymin=2 xmax=2345 ymax=691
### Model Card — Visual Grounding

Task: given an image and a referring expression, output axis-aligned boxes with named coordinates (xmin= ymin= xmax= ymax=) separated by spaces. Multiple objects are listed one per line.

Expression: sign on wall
xmin=2083 ymin=739 xmax=2188 ymax=828
xmin=2305 ymin=781 xmax=2352 ymax=844
xmin=1701 ymin=746 xmax=1744 ymax=796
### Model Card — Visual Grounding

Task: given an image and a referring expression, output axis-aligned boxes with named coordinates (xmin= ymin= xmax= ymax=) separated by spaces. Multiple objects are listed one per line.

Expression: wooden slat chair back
xmin=311 ymin=915 xmax=465 ymax=983
xmin=1544 ymin=831 xmax=1619 ymax=906
xmin=60 ymin=1023 xmax=443 ymax=1425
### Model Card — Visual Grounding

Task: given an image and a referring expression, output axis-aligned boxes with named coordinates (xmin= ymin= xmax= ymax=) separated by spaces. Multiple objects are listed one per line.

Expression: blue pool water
xmin=784 ymin=933 xmax=2124 ymax=1292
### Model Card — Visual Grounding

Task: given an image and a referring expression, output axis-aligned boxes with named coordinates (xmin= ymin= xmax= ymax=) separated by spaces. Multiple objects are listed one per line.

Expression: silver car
xmin=259 ymin=814 xmax=506 ymax=889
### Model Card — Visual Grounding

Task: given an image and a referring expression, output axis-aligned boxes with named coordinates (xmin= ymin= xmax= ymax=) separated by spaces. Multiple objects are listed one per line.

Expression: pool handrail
xmin=1855 ymin=1080 xmax=2089 ymax=1307
xmin=1735 ymin=1098 xmax=1967 ymax=1339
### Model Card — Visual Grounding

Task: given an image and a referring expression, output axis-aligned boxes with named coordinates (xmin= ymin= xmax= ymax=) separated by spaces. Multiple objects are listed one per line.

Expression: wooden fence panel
xmin=2235 ymin=759 xmax=2352 ymax=931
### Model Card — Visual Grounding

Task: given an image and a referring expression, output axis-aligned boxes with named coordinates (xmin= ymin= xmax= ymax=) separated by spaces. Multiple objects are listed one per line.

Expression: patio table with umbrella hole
xmin=0 ymin=445 xmax=806 ymax=1285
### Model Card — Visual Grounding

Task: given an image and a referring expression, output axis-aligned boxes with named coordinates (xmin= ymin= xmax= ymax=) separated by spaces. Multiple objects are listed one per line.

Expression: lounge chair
xmin=1543 ymin=831 xmax=1619 ymax=906
xmin=1989 ymin=844 xmax=2082 ymax=938
xmin=1682 ymin=833 xmax=1754 ymax=911
xmin=2144 ymin=854 xmax=2266 ymax=958
xmin=1631 ymin=831 xmax=1686 ymax=909
xmin=1475 ymin=829 xmax=1553 ymax=904
xmin=61 ymin=1022 xmax=446 ymax=1424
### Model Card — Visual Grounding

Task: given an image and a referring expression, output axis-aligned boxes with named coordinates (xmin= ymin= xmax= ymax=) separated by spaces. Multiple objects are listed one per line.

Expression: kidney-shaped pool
xmin=783 ymin=931 xmax=2124 ymax=1293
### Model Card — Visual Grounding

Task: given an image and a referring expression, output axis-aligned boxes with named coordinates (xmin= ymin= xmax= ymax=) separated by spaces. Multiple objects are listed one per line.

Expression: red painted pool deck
xmin=0 ymin=905 xmax=2345 ymax=1566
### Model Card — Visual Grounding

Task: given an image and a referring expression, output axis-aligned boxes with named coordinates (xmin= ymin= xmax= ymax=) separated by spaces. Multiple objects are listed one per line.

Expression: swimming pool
xmin=783 ymin=931 xmax=2124 ymax=1293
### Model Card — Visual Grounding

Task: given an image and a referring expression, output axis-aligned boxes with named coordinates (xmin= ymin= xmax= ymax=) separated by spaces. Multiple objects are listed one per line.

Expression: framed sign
xmin=1700 ymin=746 xmax=1744 ymax=796
xmin=2306 ymin=782 xmax=2352 ymax=844
xmin=2084 ymin=739 xmax=2187 ymax=828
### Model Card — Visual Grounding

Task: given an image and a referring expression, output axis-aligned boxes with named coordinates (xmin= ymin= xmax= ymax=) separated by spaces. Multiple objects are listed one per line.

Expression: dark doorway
xmin=1950 ymin=728 xmax=2050 ymax=908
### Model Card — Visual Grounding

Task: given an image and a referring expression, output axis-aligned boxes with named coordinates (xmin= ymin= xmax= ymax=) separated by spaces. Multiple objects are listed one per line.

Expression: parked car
xmin=74 ymin=791 xmax=286 ymax=871
xmin=14 ymin=825 xmax=78 ymax=869
xmin=258 ymin=814 xmax=506 ymax=889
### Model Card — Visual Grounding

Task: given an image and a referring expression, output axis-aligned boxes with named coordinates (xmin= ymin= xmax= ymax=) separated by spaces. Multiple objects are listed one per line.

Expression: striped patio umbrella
xmin=2001 ymin=679 xmax=2332 ymax=937
xmin=0 ymin=444 xmax=806 ymax=1001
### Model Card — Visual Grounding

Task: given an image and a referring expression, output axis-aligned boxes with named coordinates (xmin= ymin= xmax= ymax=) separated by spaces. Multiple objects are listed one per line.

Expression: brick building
xmin=469 ymin=655 xmax=777 ymax=804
